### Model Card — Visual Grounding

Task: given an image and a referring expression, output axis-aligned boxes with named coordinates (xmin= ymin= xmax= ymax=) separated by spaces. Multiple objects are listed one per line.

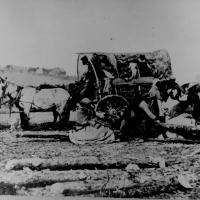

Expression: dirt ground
xmin=1 ymin=112 xmax=200 ymax=199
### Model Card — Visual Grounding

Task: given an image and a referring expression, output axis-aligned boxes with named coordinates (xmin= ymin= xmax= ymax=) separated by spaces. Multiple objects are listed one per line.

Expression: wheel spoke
xmin=96 ymin=96 xmax=129 ymax=129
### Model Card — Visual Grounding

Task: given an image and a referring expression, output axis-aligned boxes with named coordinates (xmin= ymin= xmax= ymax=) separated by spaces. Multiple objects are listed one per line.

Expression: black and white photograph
xmin=0 ymin=0 xmax=200 ymax=199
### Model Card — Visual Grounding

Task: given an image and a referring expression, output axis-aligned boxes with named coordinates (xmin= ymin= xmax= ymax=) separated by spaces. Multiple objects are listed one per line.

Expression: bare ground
xmin=0 ymin=113 xmax=200 ymax=198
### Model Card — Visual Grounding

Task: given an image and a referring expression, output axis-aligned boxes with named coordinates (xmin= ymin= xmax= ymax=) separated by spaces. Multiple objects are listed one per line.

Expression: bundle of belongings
xmin=69 ymin=98 xmax=115 ymax=145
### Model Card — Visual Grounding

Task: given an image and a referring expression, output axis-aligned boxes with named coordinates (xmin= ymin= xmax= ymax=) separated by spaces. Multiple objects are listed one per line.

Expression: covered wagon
xmin=68 ymin=49 xmax=174 ymax=128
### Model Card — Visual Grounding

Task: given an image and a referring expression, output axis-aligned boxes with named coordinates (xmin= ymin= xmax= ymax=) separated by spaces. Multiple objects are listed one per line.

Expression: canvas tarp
xmin=115 ymin=49 xmax=172 ymax=79
xmin=78 ymin=49 xmax=172 ymax=80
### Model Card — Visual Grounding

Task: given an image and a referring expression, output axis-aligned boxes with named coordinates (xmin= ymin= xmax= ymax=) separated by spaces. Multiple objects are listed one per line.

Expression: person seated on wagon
xmin=129 ymin=62 xmax=139 ymax=79
xmin=78 ymin=55 xmax=99 ymax=100
xmin=67 ymin=56 xmax=94 ymax=109
xmin=80 ymin=55 xmax=114 ymax=97
xmin=123 ymin=62 xmax=139 ymax=81
xmin=80 ymin=56 xmax=95 ymax=82
xmin=135 ymin=55 xmax=153 ymax=77
xmin=122 ymin=55 xmax=152 ymax=82
xmin=68 ymin=55 xmax=112 ymax=111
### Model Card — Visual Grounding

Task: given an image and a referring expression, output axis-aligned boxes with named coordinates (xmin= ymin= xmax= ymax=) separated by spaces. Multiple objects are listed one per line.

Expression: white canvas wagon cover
xmin=78 ymin=49 xmax=173 ymax=79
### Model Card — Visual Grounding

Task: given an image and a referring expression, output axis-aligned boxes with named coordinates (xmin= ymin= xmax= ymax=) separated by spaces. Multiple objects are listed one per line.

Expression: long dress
xmin=69 ymin=122 xmax=115 ymax=145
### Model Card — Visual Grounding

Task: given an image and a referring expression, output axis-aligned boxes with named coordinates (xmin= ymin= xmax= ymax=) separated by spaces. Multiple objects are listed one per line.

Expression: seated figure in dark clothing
xmin=119 ymin=78 xmax=181 ymax=141
xmin=67 ymin=56 xmax=97 ymax=111
xmin=68 ymin=55 xmax=108 ymax=110
xmin=119 ymin=93 xmax=160 ymax=141
xmin=136 ymin=55 xmax=153 ymax=77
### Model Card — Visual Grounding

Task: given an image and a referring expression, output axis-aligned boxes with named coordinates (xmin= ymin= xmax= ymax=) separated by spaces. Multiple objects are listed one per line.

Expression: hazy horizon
xmin=0 ymin=0 xmax=200 ymax=84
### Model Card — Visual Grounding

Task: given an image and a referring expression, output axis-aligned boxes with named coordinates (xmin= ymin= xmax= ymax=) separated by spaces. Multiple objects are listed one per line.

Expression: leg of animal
xmin=19 ymin=112 xmax=29 ymax=130
xmin=189 ymin=93 xmax=200 ymax=126
xmin=48 ymin=88 xmax=70 ymax=126
xmin=9 ymin=116 xmax=21 ymax=132
xmin=53 ymin=110 xmax=58 ymax=123
xmin=55 ymin=105 xmax=68 ymax=129
xmin=15 ymin=102 xmax=29 ymax=130
xmin=18 ymin=102 xmax=31 ymax=129
xmin=60 ymin=101 xmax=71 ymax=123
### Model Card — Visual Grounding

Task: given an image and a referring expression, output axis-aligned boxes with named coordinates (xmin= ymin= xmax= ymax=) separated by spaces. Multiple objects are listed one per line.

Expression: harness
xmin=0 ymin=84 xmax=23 ymax=116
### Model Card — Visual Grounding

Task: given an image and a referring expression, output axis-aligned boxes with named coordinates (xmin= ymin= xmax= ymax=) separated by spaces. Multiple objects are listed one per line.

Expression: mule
xmin=0 ymin=77 xmax=70 ymax=129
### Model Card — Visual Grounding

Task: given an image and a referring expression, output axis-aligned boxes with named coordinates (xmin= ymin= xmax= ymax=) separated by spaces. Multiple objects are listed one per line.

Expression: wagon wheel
xmin=95 ymin=95 xmax=129 ymax=129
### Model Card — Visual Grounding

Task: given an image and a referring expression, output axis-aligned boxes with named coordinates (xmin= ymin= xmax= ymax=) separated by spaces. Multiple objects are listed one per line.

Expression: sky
xmin=0 ymin=0 xmax=199 ymax=84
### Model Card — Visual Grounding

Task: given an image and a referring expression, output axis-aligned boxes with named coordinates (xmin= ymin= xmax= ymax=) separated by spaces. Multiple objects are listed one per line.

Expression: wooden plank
xmin=0 ymin=169 xmax=181 ymax=197
xmin=5 ymin=157 xmax=163 ymax=171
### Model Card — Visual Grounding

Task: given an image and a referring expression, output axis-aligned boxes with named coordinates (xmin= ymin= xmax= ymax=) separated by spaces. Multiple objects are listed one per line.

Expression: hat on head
xmin=80 ymin=56 xmax=88 ymax=62
xmin=139 ymin=55 xmax=146 ymax=60
xmin=169 ymin=75 xmax=176 ymax=80
xmin=79 ymin=98 xmax=92 ymax=108
xmin=76 ymin=98 xmax=93 ymax=124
